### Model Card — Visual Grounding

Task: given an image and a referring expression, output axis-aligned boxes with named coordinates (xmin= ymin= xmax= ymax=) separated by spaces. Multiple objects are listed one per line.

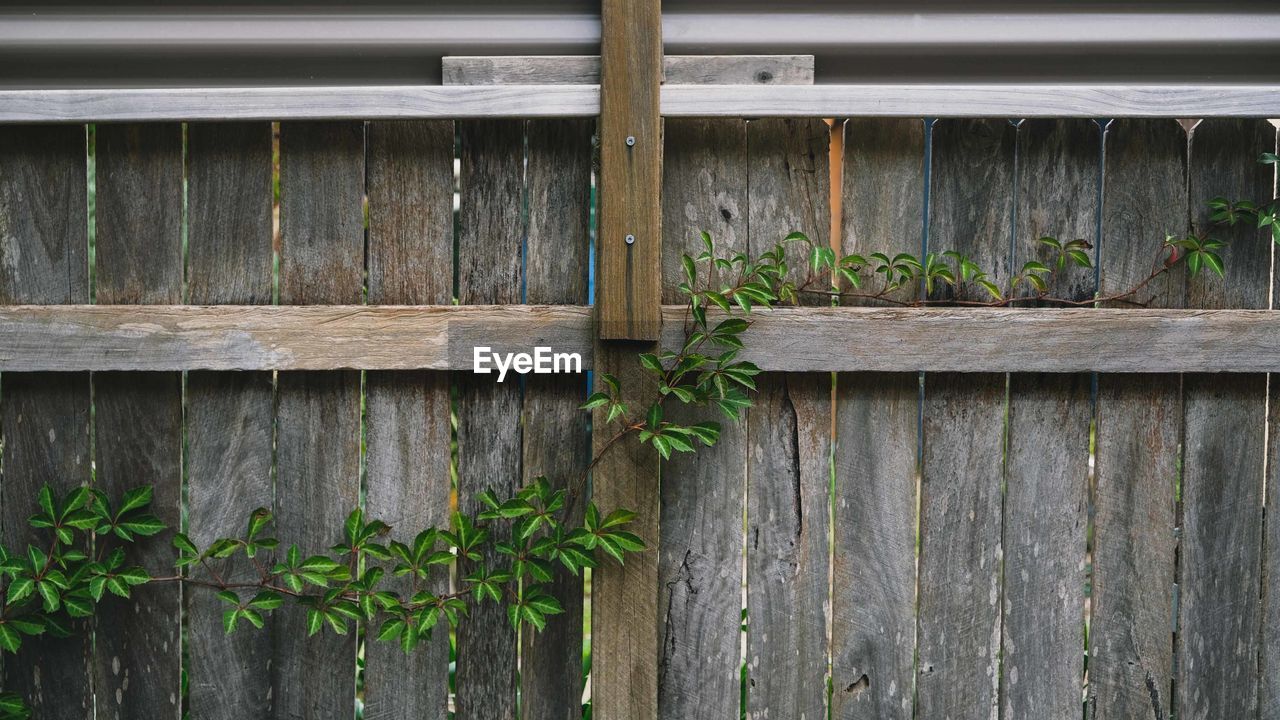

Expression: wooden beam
xmin=443 ymin=55 xmax=814 ymax=86
xmin=3 ymin=305 xmax=1280 ymax=373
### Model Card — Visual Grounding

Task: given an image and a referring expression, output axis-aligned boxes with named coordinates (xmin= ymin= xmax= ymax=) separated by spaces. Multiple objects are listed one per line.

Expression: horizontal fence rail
xmin=2 ymin=305 xmax=1280 ymax=372
xmin=3 ymin=83 xmax=1280 ymax=123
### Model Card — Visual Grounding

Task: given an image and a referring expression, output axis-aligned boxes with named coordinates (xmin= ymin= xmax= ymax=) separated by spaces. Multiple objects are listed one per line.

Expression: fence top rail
xmin=2 ymin=83 xmax=1279 ymax=123
xmin=3 ymin=304 xmax=1279 ymax=374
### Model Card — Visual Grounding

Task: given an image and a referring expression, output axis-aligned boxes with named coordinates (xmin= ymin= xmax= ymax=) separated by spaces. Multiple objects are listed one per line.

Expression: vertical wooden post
xmin=593 ymin=1 xmax=663 ymax=719
xmin=598 ymin=0 xmax=662 ymax=340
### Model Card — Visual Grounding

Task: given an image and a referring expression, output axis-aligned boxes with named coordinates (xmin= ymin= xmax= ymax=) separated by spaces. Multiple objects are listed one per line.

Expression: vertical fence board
xmin=657 ymin=118 xmax=749 ymax=720
xmin=744 ymin=116 xmax=831 ymax=720
xmin=520 ymin=117 xmax=593 ymax=720
xmin=1000 ymin=118 xmax=1099 ymax=720
xmin=1175 ymin=118 xmax=1273 ymax=720
xmin=1089 ymin=119 xmax=1186 ymax=720
xmin=455 ymin=118 xmax=523 ymax=720
xmin=274 ymin=120 xmax=364 ymax=718
xmin=0 ymin=124 xmax=91 ymax=718
xmin=916 ymin=118 xmax=1014 ymax=720
xmin=362 ymin=119 xmax=454 ymax=720
xmin=92 ymin=122 xmax=184 ymax=720
xmin=831 ymin=117 xmax=924 ymax=720
xmin=1266 ymin=376 xmax=1280 ymax=719
xmin=185 ymin=121 xmax=275 ymax=718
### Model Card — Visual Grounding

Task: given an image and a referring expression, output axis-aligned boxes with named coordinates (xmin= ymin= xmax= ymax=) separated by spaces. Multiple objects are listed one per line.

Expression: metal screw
xmin=625 ymin=135 xmax=636 ymax=147
xmin=625 ymin=234 xmax=636 ymax=245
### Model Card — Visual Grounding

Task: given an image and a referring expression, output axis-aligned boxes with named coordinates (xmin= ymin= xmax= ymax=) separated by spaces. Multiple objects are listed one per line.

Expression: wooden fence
xmin=1 ymin=113 xmax=1277 ymax=720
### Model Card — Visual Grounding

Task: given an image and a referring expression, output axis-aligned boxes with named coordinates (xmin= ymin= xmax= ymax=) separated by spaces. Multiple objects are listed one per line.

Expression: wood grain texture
xmin=273 ymin=120 xmax=364 ymax=719
xmin=832 ymin=117 xmax=924 ymax=720
xmin=0 ymin=123 xmax=92 ymax=718
xmin=597 ymin=0 xmax=662 ymax=339
xmin=443 ymin=55 xmax=814 ymax=86
xmin=454 ymin=118 xmax=523 ymax=720
xmin=747 ymin=118 xmax=830 ymax=289
xmin=1088 ymin=119 xmax=1186 ymax=720
xmin=656 ymin=118 xmax=748 ymax=720
xmin=6 ymin=304 xmax=1280 ymax=373
xmin=1175 ymin=118 xmax=1274 ymax=720
xmin=831 ymin=373 xmax=918 ymax=720
xmin=745 ymin=374 xmax=831 ymax=720
xmin=1001 ymin=373 xmax=1090 ymax=719
xmin=1264 ymin=378 xmax=1280 ymax=719
xmin=361 ymin=120 xmax=455 ymax=720
xmin=184 ymin=121 xmax=276 ymax=719
xmin=998 ymin=119 xmax=1098 ymax=720
xmin=92 ymin=122 xmax=184 ymax=720
xmin=6 ymin=85 xmax=1280 ymax=124
xmin=520 ymin=117 xmax=593 ymax=720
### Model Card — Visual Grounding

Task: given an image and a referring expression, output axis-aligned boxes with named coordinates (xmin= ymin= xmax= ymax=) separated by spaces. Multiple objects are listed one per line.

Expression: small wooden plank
xmin=6 ymin=305 xmax=1280 ymax=373
xmin=832 ymin=118 xmax=924 ymax=720
xmin=453 ymin=118 xmax=523 ymax=720
xmin=5 ymin=85 xmax=1280 ymax=124
xmin=590 ymin=341 xmax=662 ymax=720
xmin=184 ymin=121 xmax=275 ymax=717
xmin=998 ymin=119 xmax=1099 ymax=720
xmin=597 ymin=0 xmax=662 ymax=339
xmin=916 ymin=118 xmax=1015 ymax=720
xmin=1088 ymin=119 xmax=1186 ymax=720
xmin=443 ymin=55 xmax=814 ymax=86
xmin=656 ymin=118 xmax=749 ymax=719
xmin=747 ymin=118 xmax=830 ymax=286
xmin=91 ymin=122 xmax=184 ymax=720
xmin=0 ymin=123 xmax=92 ymax=718
xmin=519 ymin=117 xmax=593 ymax=720
xmin=361 ymin=119 xmax=455 ymax=720
xmin=273 ymin=120 xmax=364 ymax=718
xmin=1175 ymin=118 xmax=1274 ymax=720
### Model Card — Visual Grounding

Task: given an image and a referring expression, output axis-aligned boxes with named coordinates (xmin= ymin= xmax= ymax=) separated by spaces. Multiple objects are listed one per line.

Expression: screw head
xmin=625 ymin=234 xmax=636 ymax=245
xmin=625 ymin=136 xmax=636 ymax=147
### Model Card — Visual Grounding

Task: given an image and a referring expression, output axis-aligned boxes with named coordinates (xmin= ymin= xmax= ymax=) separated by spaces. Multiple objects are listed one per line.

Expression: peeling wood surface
xmin=184 ymin=121 xmax=275 ymax=718
xmin=443 ymin=55 xmax=814 ymax=86
xmin=0 ymin=123 xmax=92 ymax=718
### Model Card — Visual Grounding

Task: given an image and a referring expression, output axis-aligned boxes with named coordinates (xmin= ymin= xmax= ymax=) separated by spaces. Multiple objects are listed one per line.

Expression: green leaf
xmin=580 ymin=392 xmax=612 ymax=410
xmin=0 ymin=625 xmax=21 ymax=653
xmin=248 ymin=591 xmax=284 ymax=611
xmin=377 ymin=618 xmax=406 ymax=642
xmin=117 ymin=486 xmax=153 ymax=516
xmin=37 ymin=581 xmax=61 ymax=611
xmin=5 ymin=577 xmax=34 ymax=605
xmin=306 ymin=608 xmax=324 ymax=637
xmin=223 ymin=609 xmax=239 ymax=635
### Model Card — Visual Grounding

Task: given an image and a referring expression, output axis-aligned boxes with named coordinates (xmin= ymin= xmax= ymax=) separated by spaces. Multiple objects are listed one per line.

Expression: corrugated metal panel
xmin=1 ymin=2 xmax=1278 ymax=88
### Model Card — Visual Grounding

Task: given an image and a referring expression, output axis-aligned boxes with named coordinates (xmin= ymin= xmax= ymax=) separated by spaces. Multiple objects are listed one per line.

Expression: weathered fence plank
xmin=184 ymin=121 xmax=275 ymax=718
xmin=0 ymin=123 xmax=91 ymax=718
xmin=274 ymin=120 xmax=364 ymax=718
xmin=520 ymin=117 xmax=594 ymax=720
xmin=747 ymin=118 xmax=830 ymax=283
xmin=92 ymin=123 xmax=184 ymax=720
xmin=916 ymin=118 xmax=1015 ymax=720
xmin=1266 ymin=376 xmax=1280 ymax=719
xmin=999 ymin=118 xmax=1098 ymax=720
xmin=443 ymin=55 xmax=814 ymax=86
xmin=1175 ymin=118 xmax=1274 ymax=720
xmin=657 ymin=118 xmax=749 ymax=720
xmin=454 ymin=118 xmax=523 ymax=720
xmin=361 ymin=119 xmax=455 ymax=719
xmin=832 ymin=117 xmax=924 ymax=720
xmin=1089 ymin=119 xmax=1186 ymax=720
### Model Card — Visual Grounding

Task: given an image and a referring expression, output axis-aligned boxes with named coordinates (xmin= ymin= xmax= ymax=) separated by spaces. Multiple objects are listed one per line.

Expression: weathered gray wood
xmin=745 ymin=373 xmax=832 ymax=720
xmin=1002 ymin=374 xmax=1091 ymax=719
xmin=443 ymin=55 xmax=814 ymax=86
xmin=656 ymin=118 xmax=749 ymax=720
xmin=831 ymin=373 xmax=918 ymax=720
xmin=998 ymin=118 xmax=1099 ymax=720
xmin=1175 ymin=118 xmax=1274 ymax=720
xmin=1265 ymin=377 xmax=1280 ymax=719
xmin=916 ymin=118 xmax=1015 ymax=720
xmin=6 ymin=304 xmax=1280 ymax=373
xmin=184 ymin=121 xmax=275 ymax=718
xmin=454 ymin=118 xmax=523 ymax=720
xmin=519 ymin=117 xmax=593 ymax=720
xmin=0 ymin=123 xmax=92 ymax=718
xmin=361 ymin=120 xmax=454 ymax=720
xmin=6 ymin=85 xmax=1280 ymax=123
xmin=747 ymin=118 xmax=830 ymax=289
xmin=1088 ymin=119 xmax=1186 ymax=720
xmin=832 ymin=117 xmax=923 ymax=720
xmin=273 ymin=120 xmax=364 ymax=718
xmin=91 ymin=122 xmax=184 ymax=720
